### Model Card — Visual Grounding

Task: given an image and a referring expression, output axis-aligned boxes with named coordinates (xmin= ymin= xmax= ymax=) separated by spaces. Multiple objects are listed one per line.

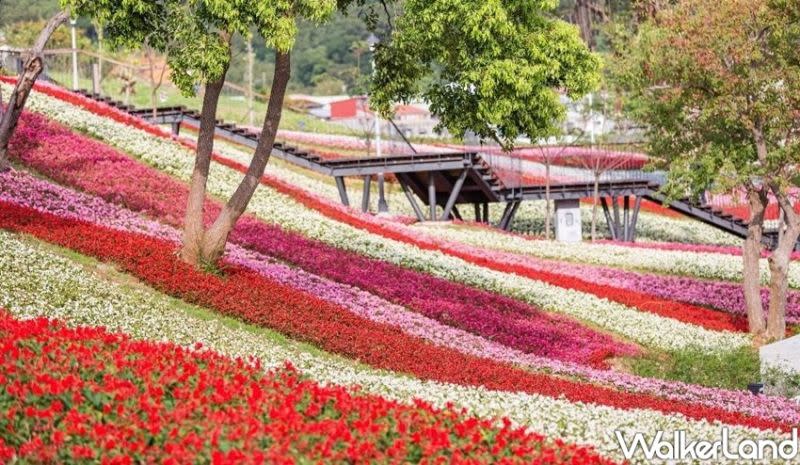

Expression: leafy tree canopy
xmin=370 ymin=0 xmax=601 ymax=148
xmin=63 ymin=0 xmax=600 ymax=148
xmin=62 ymin=0 xmax=338 ymax=93
xmin=0 ymin=0 xmax=59 ymax=28
xmin=611 ymin=0 xmax=800 ymax=197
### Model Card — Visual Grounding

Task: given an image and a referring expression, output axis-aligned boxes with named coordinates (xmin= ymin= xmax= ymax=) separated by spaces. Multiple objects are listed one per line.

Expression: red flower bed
xmin=0 ymin=312 xmax=616 ymax=464
xmin=0 ymin=202 xmax=789 ymax=432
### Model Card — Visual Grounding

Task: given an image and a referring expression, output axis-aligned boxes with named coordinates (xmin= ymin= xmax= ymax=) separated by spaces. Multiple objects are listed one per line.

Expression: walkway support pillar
xmin=474 ymin=203 xmax=482 ymax=222
xmin=361 ymin=175 xmax=372 ymax=213
xmin=499 ymin=201 xmax=521 ymax=231
xmin=629 ymin=196 xmax=642 ymax=242
xmin=428 ymin=172 xmax=437 ymax=220
xmin=440 ymin=169 xmax=468 ymax=220
xmin=600 ymin=197 xmax=617 ymax=240
xmin=171 ymin=121 xmax=181 ymax=136
xmin=612 ymin=195 xmax=621 ymax=239
xmin=482 ymin=203 xmax=489 ymax=224
xmin=335 ymin=176 xmax=349 ymax=207
xmin=377 ymin=173 xmax=389 ymax=213
xmin=623 ymin=195 xmax=630 ymax=241
xmin=397 ymin=174 xmax=425 ymax=222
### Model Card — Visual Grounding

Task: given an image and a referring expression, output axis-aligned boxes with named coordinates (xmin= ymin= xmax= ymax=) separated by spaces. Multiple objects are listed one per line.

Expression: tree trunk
xmin=743 ymin=186 xmax=768 ymax=336
xmin=765 ymin=188 xmax=800 ymax=341
xmin=591 ymin=174 xmax=600 ymax=241
xmin=0 ymin=11 xmax=70 ymax=172
xmin=199 ymin=51 xmax=291 ymax=263
xmin=544 ymin=160 xmax=552 ymax=240
xmin=574 ymin=0 xmax=595 ymax=50
xmin=179 ymin=72 xmax=228 ymax=265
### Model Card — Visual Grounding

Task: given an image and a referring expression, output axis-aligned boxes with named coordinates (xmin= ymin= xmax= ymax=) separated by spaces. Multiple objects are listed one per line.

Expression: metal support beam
xmin=611 ymin=195 xmax=621 ymax=240
xmin=361 ymin=175 xmax=372 ymax=213
xmin=398 ymin=175 xmax=425 ymax=221
xmin=171 ymin=121 xmax=181 ymax=136
xmin=499 ymin=202 xmax=515 ymax=229
xmin=377 ymin=173 xmax=389 ymax=213
xmin=428 ymin=172 xmax=437 ymax=220
xmin=440 ymin=169 xmax=469 ymax=220
xmin=474 ymin=203 xmax=482 ymax=222
xmin=623 ymin=195 xmax=630 ymax=241
xmin=629 ymin=196 xmax=642 ymax=242
xmin=499 ymin=201 xmax=521 ymax=231
xmin=451 ymin=205 xmax=463 ymax=221
xmin=600 ymin=197 xmax=617 ymax=241
xmin=482 ymin=203 xmax=489 ymax=224
xmin=335 ymin=176 xmax=349 ymax=207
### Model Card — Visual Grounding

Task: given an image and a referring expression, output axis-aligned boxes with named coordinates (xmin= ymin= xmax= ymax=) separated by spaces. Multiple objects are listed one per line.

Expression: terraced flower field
xmin=2 ymin=80 xmax=799 ymax=463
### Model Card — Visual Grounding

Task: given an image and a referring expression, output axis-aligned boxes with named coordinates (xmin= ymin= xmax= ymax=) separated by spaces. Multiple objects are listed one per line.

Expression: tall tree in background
xmin=612 ymin=0 xmax=800 ymax=341
xmin=0 ymin=10 xmax=70 ymax=172
xmin=67 ymin=0 xmax=337 ymax=266
xmin=371 ymin=0 xmax=600 ymax=150
xmin=572 ymin=0 xmax=608 ymax=50
xmin=70 ymin=0 xmax=600 ymax=266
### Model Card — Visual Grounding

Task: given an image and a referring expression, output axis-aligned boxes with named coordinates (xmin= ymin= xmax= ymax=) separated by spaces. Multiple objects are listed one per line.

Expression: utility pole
xmin=246 ymin=37 xmax=255 ymax=127
xmin=368 ymin=33 xmax=389 ymax=213
xmin=70 ymin=19 xmax=79 ymax=90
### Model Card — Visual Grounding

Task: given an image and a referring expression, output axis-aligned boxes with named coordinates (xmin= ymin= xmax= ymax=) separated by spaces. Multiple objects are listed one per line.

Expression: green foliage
xmin=370 ymin=0 xmax=601 ymax=148
xmin=0 ymin=0 xmax=59 ymax=28
xmin=630 ymin=346 xmax=761 ymax=391
xmin=64 ymin=0 xmax=598 ymax=146
xmin=62 ymin=0 xmax=338 ymax=95
xmin=610 ymin=0 xmax=800 ymax=198
xmin=1 ymin=19 xmax=90 ymax=48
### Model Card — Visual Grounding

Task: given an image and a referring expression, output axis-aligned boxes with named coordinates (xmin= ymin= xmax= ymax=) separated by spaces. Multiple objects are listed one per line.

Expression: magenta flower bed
xmin=452 ymin=243 xmax=800 ymax=325
xmin=5 ymin=168 xmax=800 ymax=427
xmin=7 ymin=111 xmax=635 ymax=366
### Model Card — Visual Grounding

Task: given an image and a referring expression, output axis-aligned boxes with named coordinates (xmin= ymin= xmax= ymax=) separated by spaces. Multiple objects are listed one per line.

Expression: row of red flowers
xmin=0 ymin=311 xmax=616 ymax=464
xmin=0 ymin=201 xmax=787 ymax=432
xmin=15 ymin=78 xmax=748 ymax=334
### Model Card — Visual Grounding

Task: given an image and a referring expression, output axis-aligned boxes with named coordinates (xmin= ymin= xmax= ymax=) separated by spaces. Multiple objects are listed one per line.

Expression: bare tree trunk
xmin=591 ymin=173 xmax=600 ymax=241
xmin=199 ymin=51 xmax=291 ymax=263
xmin=145 ymin=46 xmax=168 ymax=119
xmin=0 ymin=11 xmax=70 ymax=172
xmin=179 ymin=72 xmax=228 ymax=265
xmin=743 ymin=186 xmax=768 ymax=336
xmin=544 ymin=160 xmax=552 ymax=240
xmin=246 ymin=38 xmax=255 ymax=127
xmin=765 ymin=188 xmax=800 ymax=341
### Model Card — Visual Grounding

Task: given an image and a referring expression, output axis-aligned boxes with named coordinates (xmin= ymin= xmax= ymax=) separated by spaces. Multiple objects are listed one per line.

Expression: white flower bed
xmin=417 ymin=223 xmax=800 ymax=287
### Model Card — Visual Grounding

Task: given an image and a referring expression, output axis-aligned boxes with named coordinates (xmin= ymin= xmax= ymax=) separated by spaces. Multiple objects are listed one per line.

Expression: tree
xmin=143 ymin=44 xmax=170 ymax=119
xmin=67 ymin=0 xmax=337 ymax=266
xmin=370 ymin=0 xmax=601 ymax=150
xmin=71 ymin=0 xmax=600 ymax=266
xmin=0 ymin=10 xmax=70 ymax=172
xmin=612 ymin=0 xmax=800 ymax=340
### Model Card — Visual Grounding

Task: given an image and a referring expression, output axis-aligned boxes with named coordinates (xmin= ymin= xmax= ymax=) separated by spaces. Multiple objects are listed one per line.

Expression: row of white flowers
xmin=0 ymin=230 xmax=784 ymax=464
xmin=16 ymin=84 xmax=752 ymax=353
xmin=417 ymin=223 xmax=800 ymax=287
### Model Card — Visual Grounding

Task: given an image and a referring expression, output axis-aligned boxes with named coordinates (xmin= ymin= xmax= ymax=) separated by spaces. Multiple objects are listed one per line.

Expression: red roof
xmin=394 ymin=105 xmax=429 ymax=116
